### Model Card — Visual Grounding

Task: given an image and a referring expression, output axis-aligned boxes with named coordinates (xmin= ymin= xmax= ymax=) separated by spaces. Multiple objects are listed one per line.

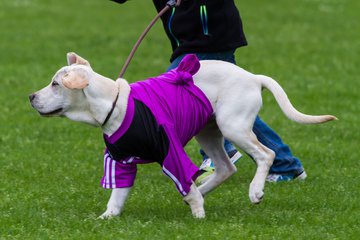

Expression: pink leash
xmin=118 ymin=0 xmax=181 ymax=79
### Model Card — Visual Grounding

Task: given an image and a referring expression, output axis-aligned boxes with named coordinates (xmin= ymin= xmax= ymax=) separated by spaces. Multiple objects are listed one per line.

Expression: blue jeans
xmin=167 ymin=51 xmax=304 ymax=175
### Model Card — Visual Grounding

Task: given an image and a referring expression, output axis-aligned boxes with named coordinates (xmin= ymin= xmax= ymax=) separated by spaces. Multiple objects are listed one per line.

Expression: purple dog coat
xmin=101 ymin=54 xmax=213 ymax=196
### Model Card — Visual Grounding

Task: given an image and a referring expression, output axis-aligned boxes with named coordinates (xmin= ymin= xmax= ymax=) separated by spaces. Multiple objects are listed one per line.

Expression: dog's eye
xmin=52 ymin=81 xmax=59 ymax=86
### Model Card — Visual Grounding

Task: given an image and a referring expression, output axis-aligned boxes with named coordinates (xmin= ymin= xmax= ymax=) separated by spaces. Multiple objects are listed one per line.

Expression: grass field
xmin=1 ymin=0 xmax=359 ymax=239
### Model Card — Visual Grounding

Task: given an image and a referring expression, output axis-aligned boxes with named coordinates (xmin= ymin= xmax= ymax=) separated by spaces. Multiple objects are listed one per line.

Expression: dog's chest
xmin=104 ymin=99 xmax=169 ymax=164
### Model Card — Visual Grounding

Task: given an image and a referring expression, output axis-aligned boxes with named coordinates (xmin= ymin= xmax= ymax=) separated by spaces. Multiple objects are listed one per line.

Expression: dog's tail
xmin=256 ymin=75 xmax=337 ymax=124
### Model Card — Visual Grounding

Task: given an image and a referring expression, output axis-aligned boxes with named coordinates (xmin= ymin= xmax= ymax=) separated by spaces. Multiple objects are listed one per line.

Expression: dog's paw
xmin=249 ymin=190 xmax=264 ymax=204
xmin=98 ymin=208 xmax=121 ymax=219
xmin=249 ymin=183 xmax=264 ymax=204
xmin=192 ymin=209 xmax=206 ymax=219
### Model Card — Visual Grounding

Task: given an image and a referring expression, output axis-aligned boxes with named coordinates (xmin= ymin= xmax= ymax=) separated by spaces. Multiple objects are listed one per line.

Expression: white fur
xmin=30 ymin=53 xmax=336 ymax=218
xmin=98 ymin=187 xmax=131 ymax=219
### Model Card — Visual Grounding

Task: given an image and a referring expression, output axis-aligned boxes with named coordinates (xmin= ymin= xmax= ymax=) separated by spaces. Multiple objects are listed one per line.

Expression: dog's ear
xmin=67 ymin=52 xmax=91 ymax=66
xmin=62 ymin=71 xmax=89 ymax=89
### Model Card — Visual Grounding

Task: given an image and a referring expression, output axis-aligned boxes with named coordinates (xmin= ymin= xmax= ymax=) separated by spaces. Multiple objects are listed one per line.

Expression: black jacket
xmin=111 ymin=0 xmax=247 ymax=61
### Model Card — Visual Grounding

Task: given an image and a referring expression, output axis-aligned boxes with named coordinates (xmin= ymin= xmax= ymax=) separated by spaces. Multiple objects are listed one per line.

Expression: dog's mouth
xmin=39 ymin=108 xmax=63 ymax=116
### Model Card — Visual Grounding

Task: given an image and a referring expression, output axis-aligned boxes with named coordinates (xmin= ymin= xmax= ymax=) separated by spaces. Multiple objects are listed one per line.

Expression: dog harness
xmin=101 ymin=54 xmax=213 ymax=196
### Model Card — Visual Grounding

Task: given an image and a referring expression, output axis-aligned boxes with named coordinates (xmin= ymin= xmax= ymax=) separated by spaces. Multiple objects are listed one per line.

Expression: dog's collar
xmin=102 ymin=91 xmax=119 ymax=127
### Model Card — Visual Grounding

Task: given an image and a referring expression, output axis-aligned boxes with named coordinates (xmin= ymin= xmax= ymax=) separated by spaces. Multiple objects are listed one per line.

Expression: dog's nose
xmin=29 ymin=93 xmax=36 ymax=102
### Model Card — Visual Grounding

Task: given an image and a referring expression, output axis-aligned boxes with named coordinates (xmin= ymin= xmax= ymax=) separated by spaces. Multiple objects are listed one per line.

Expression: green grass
xmin=1 ymin=0 xmax=359 ymax=239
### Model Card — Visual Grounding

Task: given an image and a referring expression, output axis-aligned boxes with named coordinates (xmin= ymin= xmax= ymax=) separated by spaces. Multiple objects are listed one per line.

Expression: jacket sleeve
xmin=101 ymin=151 xmax=137 ymax=189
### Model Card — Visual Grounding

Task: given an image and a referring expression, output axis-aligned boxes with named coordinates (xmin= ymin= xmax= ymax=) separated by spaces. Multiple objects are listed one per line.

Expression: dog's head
xmin=29 ymin=52 xmax=119 ymax=126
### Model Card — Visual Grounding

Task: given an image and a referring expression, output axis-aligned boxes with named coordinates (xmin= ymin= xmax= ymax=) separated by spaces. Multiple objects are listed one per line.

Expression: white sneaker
xmin=266 ymin=170 xmax=307 ymax=183
xmin=199 ymin=150 xmax=242 ymax=170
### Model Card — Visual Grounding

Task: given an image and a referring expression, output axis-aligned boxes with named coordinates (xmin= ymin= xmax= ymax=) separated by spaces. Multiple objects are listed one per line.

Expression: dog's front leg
xmin=99 ymin=187 xmax=131 ymax=219
xmin=183 ymin=183 xmax=205 ymax=218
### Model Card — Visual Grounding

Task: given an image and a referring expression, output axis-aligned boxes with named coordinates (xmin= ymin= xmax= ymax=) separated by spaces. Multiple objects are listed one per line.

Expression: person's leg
xmin=253 ymin=116 xmax=306 ymax=182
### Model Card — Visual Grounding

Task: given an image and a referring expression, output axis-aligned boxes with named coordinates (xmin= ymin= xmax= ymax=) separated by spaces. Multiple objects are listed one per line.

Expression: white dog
xmin=29 ymin=52 xmax=336 ymax=218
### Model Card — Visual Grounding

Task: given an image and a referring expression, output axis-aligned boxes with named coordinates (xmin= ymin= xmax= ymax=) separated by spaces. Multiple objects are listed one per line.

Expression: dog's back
xmin=194 ymin=60 xmax=337 ymax=125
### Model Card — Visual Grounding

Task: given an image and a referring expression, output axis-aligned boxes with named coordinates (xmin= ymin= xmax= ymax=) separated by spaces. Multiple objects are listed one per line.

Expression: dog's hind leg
xmin=195 ymin=119 xmax=237 ymax=196
xmin=219 ymin=120 xmax=274 ymax=204
xmin=214 ymin=88 xmax=274 ymax=203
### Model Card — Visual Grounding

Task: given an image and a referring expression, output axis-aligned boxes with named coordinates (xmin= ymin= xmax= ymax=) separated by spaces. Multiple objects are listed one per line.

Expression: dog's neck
xmin=101 ymin=78 xmax=131 ymax=136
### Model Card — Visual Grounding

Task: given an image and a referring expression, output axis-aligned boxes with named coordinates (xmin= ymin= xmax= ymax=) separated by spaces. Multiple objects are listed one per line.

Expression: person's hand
xmin=167 ymin=0 xmax=182 ymax=7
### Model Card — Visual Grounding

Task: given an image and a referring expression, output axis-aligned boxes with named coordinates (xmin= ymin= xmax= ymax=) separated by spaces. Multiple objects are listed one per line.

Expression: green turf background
xmin=1 ymin=0 xmax=359 ymax=239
